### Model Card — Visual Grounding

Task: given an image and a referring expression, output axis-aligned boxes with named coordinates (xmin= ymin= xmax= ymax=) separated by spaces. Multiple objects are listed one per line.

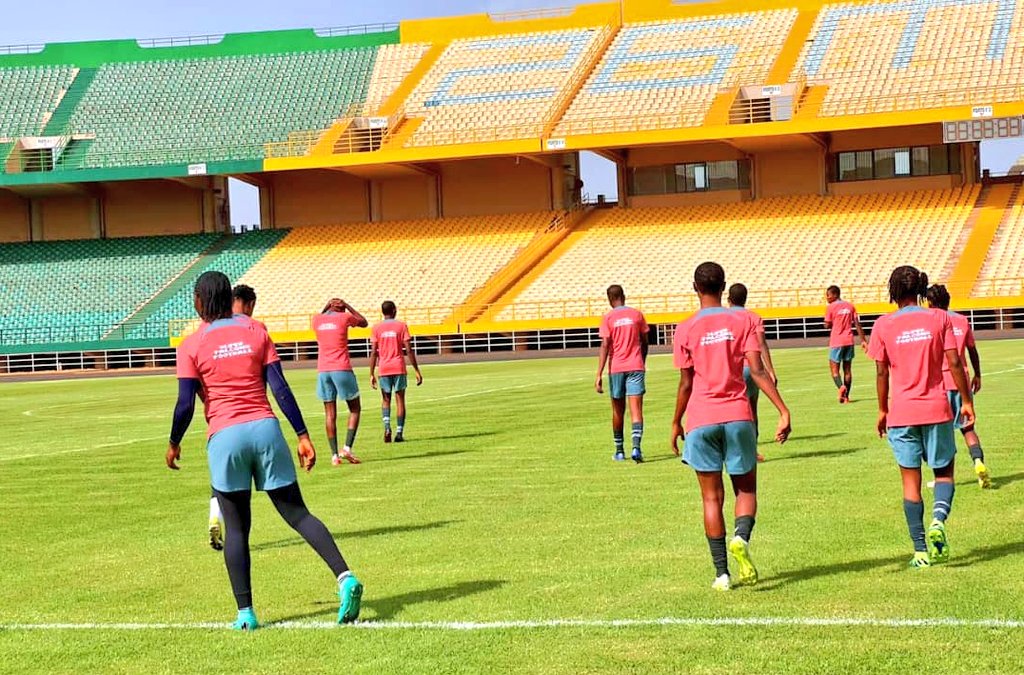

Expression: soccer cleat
xmin=340 ymin=448 xmax=362 ymax=465
xmin=209 ymin=516 xmax=224 ymax=552
xmin=384 ymin=429 xmax=392 ymax=444
xmin=974 ymin=459 xmax=992 ymax=489
xmin=394 ymin=433 xmax=405 ymax=443
xmin=233 ymin=608 xmax=259 ymax=631
xmin=338 ymin=574 xmax=364 ymax=624
xmin=631 ymin=448 xmax=644 ymax=464
xmin=908 ymin=551 xmax=931 ymax=569
xmin=331 ymin=454 xmax=343 ymax=467
xmin=927 ymin=520 xmax=950 ymax=563
xmin=712 ymin=574 xmax=731 ymax=592
xmin=838 ymin=385 xmax=848 ymax=403
xmin=613 ymin=451 xmax=626 ymax=462
xmin=728 ymin=536 xmax=758 ymax=586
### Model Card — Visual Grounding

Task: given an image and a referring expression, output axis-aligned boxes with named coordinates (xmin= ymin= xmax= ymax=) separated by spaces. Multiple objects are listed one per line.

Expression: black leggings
xmin=215 ymin=482 xmax=349 ymax=610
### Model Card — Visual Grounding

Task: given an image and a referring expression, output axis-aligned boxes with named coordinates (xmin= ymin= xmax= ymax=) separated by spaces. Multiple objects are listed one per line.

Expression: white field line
xmin=1 ymin=616 xmax=1022 ymax=631
xmin=984 ymin=363 xmax=1024 ymax=376
xmin=0 ymin=435 xmax=168 ymax=463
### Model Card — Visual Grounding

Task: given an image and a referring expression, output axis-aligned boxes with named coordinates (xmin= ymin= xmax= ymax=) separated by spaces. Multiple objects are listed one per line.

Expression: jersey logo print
xmin=212 ymin=341 xmax=254 ymax=360
xmin=700 ymin=328 xmax=735 ymax=346
xmin=895 ymin=328 xmax=933 ymax=345
xmin=318 ymin=323 xmax=338 ymax=331
xmin=613 ymin=318 xmax=635 ymax=328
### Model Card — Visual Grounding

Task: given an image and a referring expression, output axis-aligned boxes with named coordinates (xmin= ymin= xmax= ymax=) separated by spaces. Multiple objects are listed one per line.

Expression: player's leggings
xmin=215 ymin=482 xmax=349 ymax=610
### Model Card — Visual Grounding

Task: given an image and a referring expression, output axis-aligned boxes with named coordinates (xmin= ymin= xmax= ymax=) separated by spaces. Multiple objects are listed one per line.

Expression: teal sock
xmin=382 ymin=408 xmax=391 ymax=431
xmin=328 ymin=436 xmax=339 ymax=457
xmin=903 ymin=499 xmax=927 ymax=552
xmin=613 ymin=430 xmax=624 ymax=453
xmin=968 ymin=444 xmax=984 ymax=461
xmin=397 ymin=416 xmax=405 ymax=434
xmin=845 ymin=377 xmax=852 ymax=396
xmin=933 ymin=481 xmax=954 ymax=522
xmin=832 ymin=375 xmax=843 ymax=389
xmin=631 ymin=422 xmax=643 ymax=451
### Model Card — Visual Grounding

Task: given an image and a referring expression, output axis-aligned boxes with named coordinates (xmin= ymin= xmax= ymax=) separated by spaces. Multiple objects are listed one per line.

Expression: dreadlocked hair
xmin=195 ymin=271 xmax=234 ymax=323
xmin=887 ymin=266 xmax=929 ymax=304
xmin=925 ymin=284 xmax=951 ymax=310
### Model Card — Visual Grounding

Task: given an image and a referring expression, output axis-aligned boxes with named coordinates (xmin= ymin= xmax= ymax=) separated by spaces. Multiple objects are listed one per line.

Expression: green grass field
xmin=1 ymin=342 xmax=1023 ymax=674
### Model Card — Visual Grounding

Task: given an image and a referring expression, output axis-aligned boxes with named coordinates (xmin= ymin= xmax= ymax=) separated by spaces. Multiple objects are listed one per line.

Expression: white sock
xmin=338 ymin=571 xmax=351 ymax=584
xmin=209 ymin=496 xmax=221 ymax=522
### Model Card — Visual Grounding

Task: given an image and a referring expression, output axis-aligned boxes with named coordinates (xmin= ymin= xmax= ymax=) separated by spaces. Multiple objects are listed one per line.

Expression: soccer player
xmin=595 ymin=284 xmax=649 ymax=463
xmin=728 ymin=283 xmax=777 ymax=462
xmin=313 ymin=298 xmax=368 ymax=466
xmin=369 ymin=301 xmax=423 ymax=443
xmin=670 ymin=263 xmax=791 ymax=591
xmin=168 ymin=271 xmax=363 ymax=630
xmin=824 ymin=285 xmax=868 ymax=403
xmin=926 ymin=284 xmax=991 ymax=488
xmin=868 ymin=266 xmax=975 ymax=568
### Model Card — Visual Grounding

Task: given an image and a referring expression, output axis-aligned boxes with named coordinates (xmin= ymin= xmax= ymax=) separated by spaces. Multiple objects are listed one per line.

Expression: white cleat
xmin=712 ymin=574 xmax=731 ymax=592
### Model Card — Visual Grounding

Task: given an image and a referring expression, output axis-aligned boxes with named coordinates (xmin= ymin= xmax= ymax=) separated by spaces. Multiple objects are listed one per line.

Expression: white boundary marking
xmin=0 ymin=435 xmax=167 ymax=463
xmin=1 ymin=616 xmax=1022 ymax=631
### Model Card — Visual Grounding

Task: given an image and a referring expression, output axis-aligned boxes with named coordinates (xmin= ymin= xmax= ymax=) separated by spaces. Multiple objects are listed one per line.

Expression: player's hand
xmin=959 ymin=400 xmax=976 ymax=428
xmin=297 ymin=434 xmax=316 ymax=472
xmin=594 ymin=376 xmax=603 ymax=394
xmin=876 ymin=412 xmax=888 ymax=438
xmin=670 ymin=421 xmax=684 ymax=456
xmin=860 ymin=341 xmax=870 ymax=353
xmin=415 ymin=370 xmax=423 ymax=386
xmin=972 ymin=375 xmax=982 ymax=394
xmin=775 ymin=411 xmax=791 ymax=444
xmin=370 ymin=374 xmax=378 ymax=390
xmin=166 ymin=442 xmax=181 ymax=470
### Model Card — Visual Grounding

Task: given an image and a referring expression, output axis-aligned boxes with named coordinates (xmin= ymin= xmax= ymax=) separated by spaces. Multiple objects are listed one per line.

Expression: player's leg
xmin=380 ymin=386 xmax=393 ymax=444
xmin=626 ymin=371 xmax=646 ymax=463
xmin=209 ymin=487 xmax=224 ymax=551
xmin=324 ymin=401 xmax=342 ymax=466
xmin=890 ymin=425 xmax=930 ymax=567
xmin=744 ymin=366 xmax=764 ymax=462
xmin=214 ymin=488 xmax=258 ymax=629
xmin=685 ymin=424 xmax=730 ymax=589
xmin=394 ymin=384 xmax=408 ymax=443
xmin=841 ymin=355 xmax=853 ymax=402
xmin=338 ymin=371 xmax=362 ymax=463
xmin=610 ymin=397 xmax=626 ymax=461
xmin=726 ymin=421 xmax=759 ymax=585
xmin=828 ymin=353 xmax=845 ymax=402
xmin=267 ymin=482 xmax=363 ymax=624
xmin=950 ymin=390 xmax=989 ymax=488
xmin=926 ymin=422 xmax=956 ymax=562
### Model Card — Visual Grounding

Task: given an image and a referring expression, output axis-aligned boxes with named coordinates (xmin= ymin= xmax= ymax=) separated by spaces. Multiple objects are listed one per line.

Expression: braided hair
xmin=194 ymin=271 xmax=234 ymax=323
xmin=925 ymin=284 xmax=951 ymax=310
xmin=887 ymin=265 xmax=929 ymax=304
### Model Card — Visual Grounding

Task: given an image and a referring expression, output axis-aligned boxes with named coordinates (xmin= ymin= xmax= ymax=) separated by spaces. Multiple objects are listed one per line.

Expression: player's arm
xmin=595 ymin=337 xmax=611 ymax=393
xmin=264 ymin=362 xmax=316 ymax=472
xmin=322 ymin=298 xmax=339 ymax=313
xmin=854 ymin=313 xmax=869 ymax=351
xmin=167 ymin=378 xmax=201 ymax=470
xmin=340 ymin=300 xmax=369 ymax=328
xmin=874 ymin=361 xmax=890 ymax=438
xmin=758 ymin=332 xmax=778 ymax=385
xmin=746 ymin=351 xmax=791 ymax=443
xmin=945 ymin=349 xmax=975 ymax=427
xmin=670 ymin=367 xmax=694 ymax=456
xmin=639 ymin=330 xmax=650 ymax=363
xmin=404 ymin=336 xmax=423 ymax=386
xmin=967 ymin=344 xmax=982 ymax=393
xmin=368 ymin=342 xmax=379 ymax=390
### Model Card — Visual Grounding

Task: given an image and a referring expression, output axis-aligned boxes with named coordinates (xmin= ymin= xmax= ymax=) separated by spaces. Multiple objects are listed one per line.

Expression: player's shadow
xmin=270 ymin=579 xmax=507 ymax=623
xmin=252 ymin=520 xmax=458 ymax=552
xmin=372 ymin=449 xmax=471 ymax=463
xmin=644 ymin=454 xmax=681 ymax=463
xmin=947 ymin=541 xmax=1024 ymax=568
xmin=990 ymin=471 xmax=1024 ymax=490
xmin=755 ymin=554 xmax=902 ymax=591
xmin=787 ymin=432 xmax=845 ymax=442
xmin=763 ymin=447 xmax=864 ymax=463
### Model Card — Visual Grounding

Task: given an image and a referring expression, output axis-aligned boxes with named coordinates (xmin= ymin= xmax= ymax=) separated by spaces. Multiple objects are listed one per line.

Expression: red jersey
xmin=599 ymin=306 xmax=649 ymax=374
xmin=176 ymin=317 xmax=279 ymax=438
xmin=937 ymin=309 xmax=974 ymax=392
xmin=313 ymin=311 xmax=361 ymax=372
xmin=867 ymin=306 xmax=956 ymax=427
xmin=371 ymin=319 xmax=411 ymax=377
xmin=673 ymin=307 xmax=760 ymax=432
xmin=825 ymin=300 xmax=858 ymax=347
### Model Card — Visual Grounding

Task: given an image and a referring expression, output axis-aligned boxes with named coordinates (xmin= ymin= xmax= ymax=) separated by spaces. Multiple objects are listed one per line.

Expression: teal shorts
xmin=207 ymin=417 xmax=296 ymax=493
xmin=829 ymin=346 xmax=855 ymax=363
xmin=946 ymin=391 xmax=974 ymax=432
xmin=887 ymin=421 xmax=957 ymax=469
xmin=683 ymin=421 xmax=757 ymax=475
xmin=380 ymin=374 xmax=408 ymax=394
xmin=608 ymin=371 xmax=645 ymax=399
xmin=317 ymin=370 xmax=360 ymax=402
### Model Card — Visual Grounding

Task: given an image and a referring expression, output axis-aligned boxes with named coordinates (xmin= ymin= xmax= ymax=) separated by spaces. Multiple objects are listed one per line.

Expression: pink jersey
xmin=825 ymin=300 xmax=858 ymax=347
xmin=867 ymin=306 xmax=956 ymax=427
xmin=176 ymin=317 xmax=279 ymax=438
xmin=313 ymin=312 xmax=361 ymax=372
xmin=673 ymin=307 xmax=760 ymax=432
xmin=371 ymin=319 xmax=411 ymax=377
xmin=937 ymin=309 xmax=974 ymax=392
xmin=599 ymin=306 xmax=649 ymax=374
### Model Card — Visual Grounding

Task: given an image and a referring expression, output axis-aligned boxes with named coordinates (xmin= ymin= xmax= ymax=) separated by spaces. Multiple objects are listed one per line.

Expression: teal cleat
xmin=233 ymin=607 xmax=259 ymax=631
xmin=927 ymin=520 xmax=950 ymax=563
xmin=338 ymin=574 xmax=364 ymax=624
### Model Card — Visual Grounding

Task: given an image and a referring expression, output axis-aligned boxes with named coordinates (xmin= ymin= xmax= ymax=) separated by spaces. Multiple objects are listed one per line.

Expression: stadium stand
xmin=0 ymin=234 xmax=216 ymax=345
xmin=403 ymin=28 xmax=604 ymax=146
xmin=237 ymin=213 xmax=554 ymax=322
xmin=495 ymin=187 xmax=979 ymax=319
xmin=980 ymin=185 xmax=1024 ymax=292
xmin=363 ymin=42 xmax=433 ymax=114
xmin=553 ymin=10 xmax=798 ymax=135
xmin=0 ymin=66 xmax=76 ymax=139
xmin=794 ymin=0 xmax=1022 ymax=116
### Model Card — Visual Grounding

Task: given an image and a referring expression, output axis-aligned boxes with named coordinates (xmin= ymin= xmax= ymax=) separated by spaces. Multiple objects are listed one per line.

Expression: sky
xmin=2 ymin=0 xmax=1019 ymax=225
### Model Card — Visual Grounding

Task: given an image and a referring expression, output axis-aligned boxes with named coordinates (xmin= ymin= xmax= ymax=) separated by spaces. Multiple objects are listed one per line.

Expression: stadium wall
xmin=375 ymin=175 xmax=436 ymax=222
xmin=37 ymin=196 xmax=98 ymax=240
xmin=268 ymin=170 xmax=370 ymax=227
xmin=102 ymin=180 xmax=208 ymax=238
xmin=0 ymin=190 xmax=28 ymax=242
xmin=758 ymin=151 xmax=825 ymax=197
xmin=440 ymin=158 xmax=555 ymax=217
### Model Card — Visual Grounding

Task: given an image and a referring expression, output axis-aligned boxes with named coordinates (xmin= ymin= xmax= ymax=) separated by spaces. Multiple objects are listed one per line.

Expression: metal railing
xmin=489 ymin=6 xmax=575 ymax=22
xmin=137 ymin=34 xmax=226 ymax=49
xmin=313 ymin=23 xmax=400 ymax=38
